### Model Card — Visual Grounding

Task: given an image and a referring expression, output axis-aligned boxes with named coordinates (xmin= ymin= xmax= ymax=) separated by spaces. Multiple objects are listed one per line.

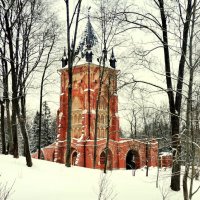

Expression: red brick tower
xmin=54 ymin=11 xmax=120 ymax=167
xmin=31 ymin=12 xmax=159 ymax=169
xmin=51 ymin=15 xmax=158 ymax=170
xmin=55 ymin=60 xmax=120 ymax=163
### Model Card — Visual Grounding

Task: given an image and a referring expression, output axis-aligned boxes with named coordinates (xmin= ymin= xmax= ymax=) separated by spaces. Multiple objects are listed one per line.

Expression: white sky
xmin=26 ymin=0 xmax=195 ymax=133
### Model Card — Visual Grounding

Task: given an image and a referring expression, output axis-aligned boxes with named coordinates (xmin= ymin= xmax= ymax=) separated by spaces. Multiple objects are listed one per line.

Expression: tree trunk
xmin=183 ymin=166 xmax=189 ymax=200
xmin=171 ymin=115 xmax=181 ymax=191
xmin=189 ymin=2 xmax=197 ymax=198
xmin=11 ymin=98 xmax=19 ymax=158
xmin=104 ymin=76 xmax=111 ymax=173
xmin=0 ymin=37 xmax=13 ymax=154
xmin=0 ymin=44 xmax=7 ymax=154
xmin=158 ymin=0 xmax=192 ymax=191
xmin=65 ymin=0 xmax=72 ymax=167
xmin=3 ymin=4 xmax=19 ymax=158
xmin=16 ymin=101 xmax=32 ymax=167
xmin=184 ymin=0 xmax=197 ymax=197
xmin=65 ymin=0 xmax=82 ymax=167
xmin=0 ymin=102 xmax=6 ymax=154
xmin=20 ymin=88 xmax=26 ymax=156
xmin=88 ymin=62 xmax=91 ymax=139
xmin=93 ymin=60 xmax=106 ymax=168
xmin=146 ymin=141 xmax=149 ymax=177
xmin=6 ymin=97 xmax=13 ymax=154
xmin=38 ymin=76 xmax=44 ymax=159
xmin=37 ymin=35 xmax=55 ymax=159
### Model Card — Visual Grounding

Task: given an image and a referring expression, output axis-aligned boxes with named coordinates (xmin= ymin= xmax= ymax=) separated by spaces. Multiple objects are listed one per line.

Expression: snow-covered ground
xmin=0 ymin=155 xmax=200 ymax=200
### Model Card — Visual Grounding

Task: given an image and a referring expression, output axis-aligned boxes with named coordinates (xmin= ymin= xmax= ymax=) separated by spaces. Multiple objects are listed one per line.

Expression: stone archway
xmin=100 ymin=148 xmax=112 ymax=170
xmin=71 ymin=151 xmax=78 ymax=166
xmin=126 ymin=150 xmax=140 ymax=169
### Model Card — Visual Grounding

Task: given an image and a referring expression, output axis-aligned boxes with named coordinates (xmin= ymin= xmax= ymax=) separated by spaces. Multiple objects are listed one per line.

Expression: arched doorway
xmin=71 ymin=151 xmax=78 ymax=166
xmin=100 ymin=149 xmax=112 ymax=170
xmin=52 ymin=151 xmax=55 ymax=162
xmin=126 ymin=150 xmax=140 ymax=169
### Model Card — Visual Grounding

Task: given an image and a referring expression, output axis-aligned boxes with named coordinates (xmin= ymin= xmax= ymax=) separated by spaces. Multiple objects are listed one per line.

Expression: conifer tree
xmin=30 ymin=102 xmax=56 ymax=153
xmin=41 ymin=101 xmax=55 ymax=147
xmin=30 ymin=112 xmax=40 ymax=153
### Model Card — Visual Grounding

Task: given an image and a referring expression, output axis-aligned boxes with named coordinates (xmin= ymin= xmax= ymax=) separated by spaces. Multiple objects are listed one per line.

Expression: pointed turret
xmin=76 ymin=7 xmax=98 ymax=62
xmin=85 ymin=7 xmax=98 ymax=48
xmin=109 ymin=48 xmax=117 ymax=69
xmin=85 ymin=44 xmax=93 ymax=63
xmin=102 ymin=47 xmax=107 ymax=61
xmin=61 ymin=47 xmax=68 ymax=68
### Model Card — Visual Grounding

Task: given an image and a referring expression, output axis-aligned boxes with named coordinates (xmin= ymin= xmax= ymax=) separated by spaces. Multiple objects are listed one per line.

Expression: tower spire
xmin=75 ymin=7 xmax=98 ymax=59
xmin=88 ymin=6 xmax=91 ymax=20
xmin=85 ymin=7 xmax=94 ymax=62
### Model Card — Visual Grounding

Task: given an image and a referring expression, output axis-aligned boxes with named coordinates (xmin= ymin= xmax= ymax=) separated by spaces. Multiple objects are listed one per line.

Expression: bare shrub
xmin=159 ymin=182 xmax=171 ymax=200
xmin=98 ymin=173 xmax=117 ymax=200
xmin=0 ymin=178 xmax=15 ymax=200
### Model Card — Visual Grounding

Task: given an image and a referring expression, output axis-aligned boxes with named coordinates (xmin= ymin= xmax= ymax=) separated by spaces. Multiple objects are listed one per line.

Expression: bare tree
xmin=0 ymin=0 xmax=61 ymax=166
xmin=182 ymin=0 xmax=200 ymax=199
xmin=0 ymin=98 xmax=6 ymax=154
xmin=127 ymin=107 xmax=140 ymax=138
xmin=92 ymin=0 xmax=122 ymax=169
xmin=97 ymin=173 xmax=117 ymax=200
xmin=64 ymin=0 xmax=82 ymax=167
xmin=159 ymin=183 xmax=171 ymax=200
xmin=0 ymin=36 xmax=13 ymax=154
xmin=115 ymin=0 xmax=193 ymax=191
xmin=37 ymin=22 xmax=59 ymax=159
xmin=0 ymin=180 xmax=15 ymax=200
xmin=104 ymin=76 xmax=111 ymax=173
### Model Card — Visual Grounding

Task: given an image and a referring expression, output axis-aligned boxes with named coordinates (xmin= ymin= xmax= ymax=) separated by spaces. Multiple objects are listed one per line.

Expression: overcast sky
xmin=26 ymin=0 xmax=172 ymax=133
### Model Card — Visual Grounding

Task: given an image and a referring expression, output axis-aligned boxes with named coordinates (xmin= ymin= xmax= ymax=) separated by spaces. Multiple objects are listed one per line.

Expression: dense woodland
xmin=0 ymin=0 xmax=200 ymax=199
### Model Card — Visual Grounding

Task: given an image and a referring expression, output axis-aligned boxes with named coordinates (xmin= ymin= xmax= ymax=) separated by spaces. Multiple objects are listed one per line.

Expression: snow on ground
xmin=0 ymin=155 xmax=200 ymax=200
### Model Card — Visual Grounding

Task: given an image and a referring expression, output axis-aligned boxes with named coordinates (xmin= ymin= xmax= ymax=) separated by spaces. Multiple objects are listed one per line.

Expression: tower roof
xmin=76 ymin=8 xmax=98 ymax=56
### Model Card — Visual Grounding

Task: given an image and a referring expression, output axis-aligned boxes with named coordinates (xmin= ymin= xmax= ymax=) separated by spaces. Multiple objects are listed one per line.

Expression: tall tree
xmin=64 ymin=0 xmax=82 ymax=167
xmin=93 ymin=0 xmax=121 ymax=169
xmin=0 ymin=98 xmax=6 ymax=154
xmin=103 ymin=75 xmax=111 ymax=173
xmin=182 ymin=0 xmax=200 ymax=199
xmin=0 ymin=0 xmax=32 ymax=165
xmin=117 ymin=0 xmax=193 ymax=191
xmin=30 ymin=102 xmax=56 ymax=153
xmin=30 ymin=111 xmax=40 ymax=153
xmin=0 ymin=36 xmax=13 ymax=154
xmin=0 ymin=0 xmax=60 ymax=166
xmin=41 ymin=101 xmax=56 ymax=147
xmin=37 ymin=26 xmax=57 ymax=159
